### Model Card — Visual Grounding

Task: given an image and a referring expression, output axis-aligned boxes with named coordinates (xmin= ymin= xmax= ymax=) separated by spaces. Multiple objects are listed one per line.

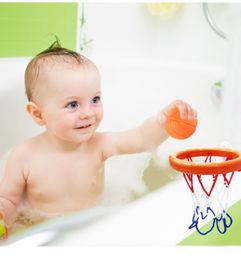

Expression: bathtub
xmin=1 ymin=57 xmax=241 ymax=246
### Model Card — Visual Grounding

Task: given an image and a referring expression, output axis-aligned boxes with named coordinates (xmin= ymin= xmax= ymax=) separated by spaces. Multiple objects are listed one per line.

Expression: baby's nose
xmin=80 ymin=106 xmax=94 ymax=119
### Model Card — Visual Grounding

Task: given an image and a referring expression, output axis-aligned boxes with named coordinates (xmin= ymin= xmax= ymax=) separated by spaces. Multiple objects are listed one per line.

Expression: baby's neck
xmin=40 ymin=131 xmax=86 ymax=152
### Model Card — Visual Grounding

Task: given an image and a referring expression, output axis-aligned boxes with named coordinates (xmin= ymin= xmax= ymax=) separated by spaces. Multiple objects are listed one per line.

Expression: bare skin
xmin=0 ymin=62 xmax=197 ymax=226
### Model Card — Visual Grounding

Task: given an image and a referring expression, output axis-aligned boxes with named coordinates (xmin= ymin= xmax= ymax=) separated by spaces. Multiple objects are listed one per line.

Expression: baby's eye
xmin=92 ymin=96 xmax=101 ymax=104
xmin=66 ymin=101 xmax=78 ymax=109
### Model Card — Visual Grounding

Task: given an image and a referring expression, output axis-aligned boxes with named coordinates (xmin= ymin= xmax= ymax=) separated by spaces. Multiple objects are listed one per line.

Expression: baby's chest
xmin=27 ymin=159 xmax=104 ymax=199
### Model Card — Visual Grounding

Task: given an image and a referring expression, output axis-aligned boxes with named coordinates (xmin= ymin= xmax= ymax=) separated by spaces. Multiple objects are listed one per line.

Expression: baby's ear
xmin=26 ymin=101 xmax=45 ymax=126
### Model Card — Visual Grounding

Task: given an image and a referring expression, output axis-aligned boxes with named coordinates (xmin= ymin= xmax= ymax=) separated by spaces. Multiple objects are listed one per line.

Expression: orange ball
xmin=164 ymin=107 xmax=197 ymax=139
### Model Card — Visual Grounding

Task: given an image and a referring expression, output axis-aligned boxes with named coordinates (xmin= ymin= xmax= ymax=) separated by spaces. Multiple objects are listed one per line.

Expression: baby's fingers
xmin=173 ymin=101 xmax=196 ymax=120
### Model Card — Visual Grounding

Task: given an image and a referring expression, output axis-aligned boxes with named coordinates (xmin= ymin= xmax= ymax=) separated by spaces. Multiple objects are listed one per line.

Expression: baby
xmin=0 ymin=42 xmax=197 ymax=236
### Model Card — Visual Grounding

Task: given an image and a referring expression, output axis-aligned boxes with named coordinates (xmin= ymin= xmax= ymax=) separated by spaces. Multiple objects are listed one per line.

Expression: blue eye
xmin=66 ymin=101 xmax=78 ymax=109
xmin=92 ymin=96 xmax=101 ymax=104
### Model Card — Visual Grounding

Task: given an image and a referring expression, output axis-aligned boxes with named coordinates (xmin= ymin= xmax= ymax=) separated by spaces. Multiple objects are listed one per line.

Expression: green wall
xmin=0 ymin=3 xmax=78 ymax=57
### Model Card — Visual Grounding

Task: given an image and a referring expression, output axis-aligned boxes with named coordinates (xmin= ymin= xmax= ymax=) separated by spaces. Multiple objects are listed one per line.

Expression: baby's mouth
xmin=75 ymin=123 xmax=93 ymax=129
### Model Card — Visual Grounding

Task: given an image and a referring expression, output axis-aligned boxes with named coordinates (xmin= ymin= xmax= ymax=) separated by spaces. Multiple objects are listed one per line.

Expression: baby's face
xmin=37 ymin=63 xmax=103 ymax=144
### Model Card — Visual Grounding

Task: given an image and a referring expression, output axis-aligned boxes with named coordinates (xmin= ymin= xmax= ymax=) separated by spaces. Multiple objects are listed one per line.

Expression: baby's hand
xmin=159 ymin=100 xmax=198 ymax=139
xmin=161 ymin=100 xmax=197 ymax=122
xmin=0 ymin=213 xmax=8 ymax=240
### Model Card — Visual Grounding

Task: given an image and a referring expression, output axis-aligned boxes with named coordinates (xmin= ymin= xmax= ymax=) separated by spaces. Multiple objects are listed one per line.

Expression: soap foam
xmin=101 ymin=152 xmax=151 ymax=206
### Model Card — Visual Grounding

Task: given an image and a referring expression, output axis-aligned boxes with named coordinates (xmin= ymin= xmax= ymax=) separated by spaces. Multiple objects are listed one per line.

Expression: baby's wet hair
xmin=25 ymin=37 xmax=87 ymax=102
xmin=36 ymin=36 xmax=82 ymax=64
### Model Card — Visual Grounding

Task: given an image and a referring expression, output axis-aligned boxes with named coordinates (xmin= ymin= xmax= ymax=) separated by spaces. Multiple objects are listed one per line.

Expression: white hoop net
xmin=183 ymin=155 xmax=234 ymax=235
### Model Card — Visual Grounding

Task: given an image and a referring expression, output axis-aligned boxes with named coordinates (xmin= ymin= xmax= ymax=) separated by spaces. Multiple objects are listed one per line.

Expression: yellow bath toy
xmin=0 ymin=214 xmax=8 ymax=240
xmin=146 ymin=3 xmax=183 ymax=20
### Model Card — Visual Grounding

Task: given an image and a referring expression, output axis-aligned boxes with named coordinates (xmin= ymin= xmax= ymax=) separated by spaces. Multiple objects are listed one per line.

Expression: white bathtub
xmin=1 ymin=57 xmax=241 ymax=246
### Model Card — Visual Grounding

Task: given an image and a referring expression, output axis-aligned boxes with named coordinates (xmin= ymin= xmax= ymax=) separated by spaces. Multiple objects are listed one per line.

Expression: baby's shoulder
xmin=91 ymin=132 xmax=111 ymax=145
xmin=90 ymin=132 xmax=116 ymax=159
xmin=7 ymin=137 xmax=38 ymax=164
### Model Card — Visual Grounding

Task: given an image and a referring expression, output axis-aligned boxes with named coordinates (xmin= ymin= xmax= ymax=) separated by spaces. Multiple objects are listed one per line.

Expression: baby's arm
xmin=0 ymin=150 xmax=27 ymax=223
xmin=102 ymin=100 xmax=197 ymax=159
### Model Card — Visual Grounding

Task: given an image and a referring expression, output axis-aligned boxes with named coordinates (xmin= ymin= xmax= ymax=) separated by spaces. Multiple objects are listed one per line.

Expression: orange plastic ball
xmin=164 ymin=107 xmax=197 ymax=139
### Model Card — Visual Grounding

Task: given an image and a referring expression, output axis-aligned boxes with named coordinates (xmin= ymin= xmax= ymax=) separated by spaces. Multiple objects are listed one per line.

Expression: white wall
xmin=84 ymin=3 xmax=228 ymax=66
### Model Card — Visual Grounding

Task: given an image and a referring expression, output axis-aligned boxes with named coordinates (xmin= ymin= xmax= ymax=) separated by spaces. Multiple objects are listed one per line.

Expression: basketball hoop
xmin=169 ymin=148 xmax=241 ymax=235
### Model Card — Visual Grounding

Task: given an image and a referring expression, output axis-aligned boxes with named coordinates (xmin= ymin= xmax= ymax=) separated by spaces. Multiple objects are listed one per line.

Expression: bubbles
xmin=100 ymin=153 xmax=151 ymax=207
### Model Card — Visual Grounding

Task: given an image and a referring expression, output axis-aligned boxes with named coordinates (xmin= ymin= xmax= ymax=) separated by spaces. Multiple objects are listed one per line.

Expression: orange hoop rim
xmin=169 ymin=148 xmax=241 ymax=175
